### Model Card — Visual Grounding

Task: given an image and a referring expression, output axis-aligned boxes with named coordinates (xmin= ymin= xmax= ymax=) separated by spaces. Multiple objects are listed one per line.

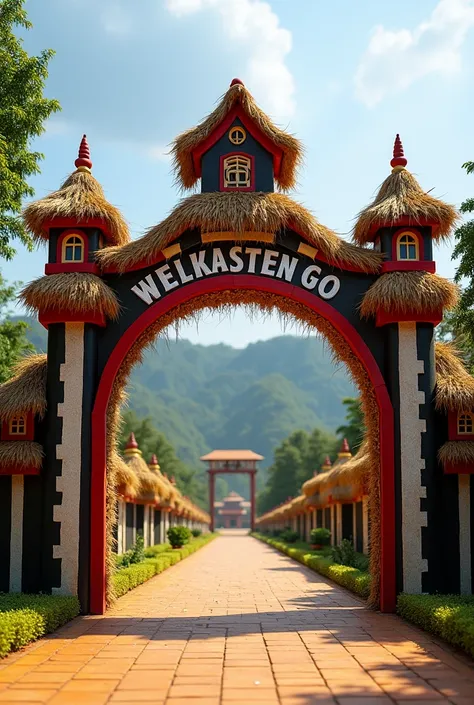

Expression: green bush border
xmin=113 ymin=533 xmax=217 ymax=598
xmin=252 ymin=532 xmax=371 ymax=599
xmin=0 ymin=594 xmax=80 ymax=659
xmin=397 ymin=593 xmax=474 ymax=660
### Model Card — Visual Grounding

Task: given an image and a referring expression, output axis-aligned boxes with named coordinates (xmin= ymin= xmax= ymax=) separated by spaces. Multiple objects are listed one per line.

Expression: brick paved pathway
xmin=0 ymin=534 xmax=473 ymax=705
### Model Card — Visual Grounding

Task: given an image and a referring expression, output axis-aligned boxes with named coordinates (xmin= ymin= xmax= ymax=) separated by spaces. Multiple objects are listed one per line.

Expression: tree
xmin=0 ymin=0 xmax=60 ymax=259
xmin=0 ymin=271 xmax=33 ymax=382
xmin=451 ymin=160 xmax=474 ymax=364
xmin=119 ymin=410 xmax=207 ymax=507
xmin=336 ymin=397 xmax=365 ymax=453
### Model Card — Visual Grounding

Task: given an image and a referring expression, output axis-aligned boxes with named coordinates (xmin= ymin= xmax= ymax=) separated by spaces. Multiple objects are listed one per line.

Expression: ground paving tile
xmin=0 ymin=532 xmax=472 ymax=703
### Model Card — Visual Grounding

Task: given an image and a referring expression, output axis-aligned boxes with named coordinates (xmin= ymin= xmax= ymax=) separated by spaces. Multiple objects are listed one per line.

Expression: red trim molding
xmin=90 ymin=275 xmax=396 ymax=615
xmin=376 ymin=310 xmax=443 ymax=327
xmin=448 ymin=411 xmax=474 ymax=441
xmin=0 ymin=466 xmax=40 ymax=476
xmin=219 ymin=152 xmax=255 ymax=192
xmin=443 ymin=462 xmax=474 ymax=475
xmin=192 ymin=105 xmax=283 ymax=180
xmin=45 ymin=263 xmax=99 ymax=275
xmin=39 ymin=310 xmax=106 ymax=328
xmin=381 ymin=261 xmax=435 ymax=274
xmin=391 ymin=228 xmax=424 ymax=262
xmin=367 ymin=218 xmax=435 ymax=241
xmin=44 ymin=217 xmax=109 ymax=239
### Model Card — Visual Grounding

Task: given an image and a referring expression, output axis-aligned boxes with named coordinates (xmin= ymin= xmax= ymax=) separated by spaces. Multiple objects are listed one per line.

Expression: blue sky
xmin=5 ymin=0 xmax=474 ymax=347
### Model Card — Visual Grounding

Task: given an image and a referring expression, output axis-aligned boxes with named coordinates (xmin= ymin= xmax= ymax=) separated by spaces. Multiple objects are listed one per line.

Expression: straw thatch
xmin=0 ymin=441 xmax=44 ymax=470
xmin=0 ymin=354 xmax=47 ymax=422
xmin=172 ymin=81 xmax=302 ymax=191
xmin=434 ymin=342 xmax=474 ymax=413
xmin=111 ymin=451 xmax=139 ymax=498
xmin=125 ymin=453 xmax=162 ymax=499
xmin=21 ymin=273 xmax=120 ymax=320
xmin=97 ymin=191 xmax=382 ymax=274
xmin=360 ymin=271 xmax=458 ymax=319
xmin=353 ymin=168 xmax=459 ymax=245
xmin=330 ymin=442 xmax=370 ymax=498
xmin=438 ymin=441 xmax=474 ymax=468
xmin=23 ymin=169 xmax=130 ymax=246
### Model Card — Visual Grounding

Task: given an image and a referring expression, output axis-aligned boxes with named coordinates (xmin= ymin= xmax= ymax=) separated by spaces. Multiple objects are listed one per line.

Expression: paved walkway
xmin=0 ymin=534 xmax=473 ymax=705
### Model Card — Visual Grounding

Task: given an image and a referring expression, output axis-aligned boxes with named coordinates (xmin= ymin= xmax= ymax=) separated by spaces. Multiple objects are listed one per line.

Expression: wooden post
xmin=209 ymin=473 xmax=215 ymax=532
xmin=250 ymin=472 xmax=256 ymax=531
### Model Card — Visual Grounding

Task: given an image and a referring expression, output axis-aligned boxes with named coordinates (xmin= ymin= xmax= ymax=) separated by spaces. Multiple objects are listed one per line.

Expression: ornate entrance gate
xmin=2 ymin=79 xmax=468 ymax=616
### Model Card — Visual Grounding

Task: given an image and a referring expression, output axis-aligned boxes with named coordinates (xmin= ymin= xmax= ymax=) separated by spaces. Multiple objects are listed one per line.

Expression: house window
xmin=62 ymin=234 xmax=85 ymax=263
xmin=229 ymin=126 xmax=246 ymax=145
xmin=9 ymin=416 xmax=27 ymax=436
xmin=457 ymin=413 xmax=474 ymax=435
xmin=223 ymin=155 xmax=251 ymax=189
xmin=397 ymin=231 xmax=419 ymax=261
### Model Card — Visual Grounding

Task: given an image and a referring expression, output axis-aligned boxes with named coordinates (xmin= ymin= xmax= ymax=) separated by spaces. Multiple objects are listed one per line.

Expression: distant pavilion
xmin=214 ymin=491 xmax=251 ymax=529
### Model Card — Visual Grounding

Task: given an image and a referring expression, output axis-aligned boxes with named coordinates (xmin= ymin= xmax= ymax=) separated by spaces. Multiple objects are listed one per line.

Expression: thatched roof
xmin=20 ymin=273 xmax=120 ymax=321
xmin=148 ymin=456 xmax=172 ymax=501
xmin=435 ymin=342 xmax=474 ymax=413
xmin=353 ymin=166 xmax=458 ymax=245
xmin=97 ymin=191 xmax=382 ymax=274
xmin=360 ymin=271 xmax=458 ymax=319
xmin=23 ymin=168 xmax=130 ymax=246
xmin=111 ymin=451 xmax=139 ymax=498
xmin=172 ymin=80 xmax=302 ymax=192
xmin=0 ymin=354 xmax=47 ymax=422
xmin=0 ymin=441 xmax=43 ymax=471
xmin=438 ymin=440 xmax=474 ymax=469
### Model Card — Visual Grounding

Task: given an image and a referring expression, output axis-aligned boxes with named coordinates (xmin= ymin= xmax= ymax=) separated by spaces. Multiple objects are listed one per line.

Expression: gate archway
xmin=6 ymin=79 xmax=463 ymax=617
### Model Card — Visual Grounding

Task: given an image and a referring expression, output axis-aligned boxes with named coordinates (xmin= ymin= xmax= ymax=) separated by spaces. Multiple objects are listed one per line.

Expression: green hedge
xmin=0 ymin=594 xmax=80 ymax=659
xmin=113 ymin=533 xmax=217 ymax=598
xmin=397 ymin=594 xmax=474 ymax=659
xmin=252 ymin=533 xmax=371 ymax=599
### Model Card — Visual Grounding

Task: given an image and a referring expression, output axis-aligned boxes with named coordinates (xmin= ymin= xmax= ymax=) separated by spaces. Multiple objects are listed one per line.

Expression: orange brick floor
xmin=1 ymin=533 xmax=473 ymax=705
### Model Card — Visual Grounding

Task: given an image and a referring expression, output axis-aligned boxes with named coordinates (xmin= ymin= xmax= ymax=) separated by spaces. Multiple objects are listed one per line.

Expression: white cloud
xmin=165 ymin=0 xmax=295 ymax=120
xmin=100 ymin=4 xmax=132 ymax=36
xmin=355 ymin=0 xmax=474 ymax=107
xmin=43 ymin=118 xmax=73 ymax=136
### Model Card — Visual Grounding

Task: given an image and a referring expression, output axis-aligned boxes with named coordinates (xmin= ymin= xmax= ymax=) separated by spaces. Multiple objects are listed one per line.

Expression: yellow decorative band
xmin=162 ymin=243 xmax=182 ymax=259
xmin=297 ymin=242 xmax=318 ymax=259
xmin=201 ymin=231 xmax=275 ymax=244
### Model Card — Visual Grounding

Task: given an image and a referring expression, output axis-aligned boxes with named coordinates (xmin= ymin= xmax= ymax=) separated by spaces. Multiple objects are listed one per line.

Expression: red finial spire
xmin=75 ymin=134 xmax=92 ymax=170
xmin=170 ymin=475 xmax=176 ymax=485
xmin=150 ymin=454 xmax=158 ymax=466
xmin=341 ymin=438 xmax=350 ymax=453
xmin=230 ymin=78 xmax=244 ymax=87
xmin=323 ymin=455 xmax=332 ymax=466
xmin=390 ymin=134 xmax=407 ymax=170
xmin=126 ymin=432 xmax=138 ymax=450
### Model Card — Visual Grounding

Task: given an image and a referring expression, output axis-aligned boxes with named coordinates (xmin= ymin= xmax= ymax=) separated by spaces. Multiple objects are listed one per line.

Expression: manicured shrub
xmin=310 ymin=527 xmax=331 ymax=547
xmin=129 ymin=534 xmax=145 ymax=564
xmin=191 ymin=528 xmax=202 ymax=537
xmin=280 ymin=529 xmax=299 ymax=543
xmin=0 ymin=595 xmax=80 ymax=658
xmin=332 ymin=539 xmax=358 ymax=567
xmin=397 ymin=594 xmax=474 ymax=659
xmin=167 ymin=526 xmax=192 ymax=548
xmin=144 ymin=543 xmax=171 ymax=558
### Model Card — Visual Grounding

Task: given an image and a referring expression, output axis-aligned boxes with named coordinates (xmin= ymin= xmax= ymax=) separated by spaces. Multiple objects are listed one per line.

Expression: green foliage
xmin=280 ymin=529 xmax=299 ymax=543
xmin=0 ymin=274 xmax=34 ymax=383
xmin=451 ymin=161 xmax=474 ymax=359
xmin=310 ymin=527 xmax=331 ymax=546
xmin=336 ymin=397 xmax=365 ymax=453
xmin=331 ymin=538 xmax=357 ymax=567
xmin=191 ymin=528 xmax=202 ymax=537
xmin=258 ymin=426 xmax=338 ymax=514
xmin=397 ymin=594 xmax=474 ymax=659
xmin=129 ymin=533 xmax=145 ymax=564
xmin=167 ymin=526 xmax=191 ymax=548
xmin=0 ymin=0 xmax=60 ymax=259
xmin=253 ymin=533 xmax=371 ymax=599
xmin=0 ymin=594 xmax=79 ymax=657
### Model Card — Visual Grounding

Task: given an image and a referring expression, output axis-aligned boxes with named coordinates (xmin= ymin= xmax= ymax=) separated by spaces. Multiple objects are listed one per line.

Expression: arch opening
xmin=90 ymin=275 xmax=395 ymax=614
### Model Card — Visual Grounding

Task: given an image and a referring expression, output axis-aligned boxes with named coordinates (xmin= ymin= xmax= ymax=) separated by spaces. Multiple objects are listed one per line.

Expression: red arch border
xmin=90 ymin=275 xmax=395 ymax=614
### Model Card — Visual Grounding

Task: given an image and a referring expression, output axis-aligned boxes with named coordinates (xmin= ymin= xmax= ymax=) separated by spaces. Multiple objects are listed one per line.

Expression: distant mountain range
xmin=21 ymin=317 xmax=355 ymax=471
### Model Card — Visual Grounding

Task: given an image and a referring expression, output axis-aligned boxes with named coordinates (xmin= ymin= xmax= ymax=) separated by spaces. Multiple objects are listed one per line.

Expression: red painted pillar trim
xmin=250 ymin=472 xmax=256 ymax=531
xmin=209 ymin=472 xmax=215 ymax=532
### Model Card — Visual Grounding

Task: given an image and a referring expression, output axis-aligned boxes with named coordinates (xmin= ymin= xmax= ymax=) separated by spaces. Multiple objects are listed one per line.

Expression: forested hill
xmin=22 ymin=317 xmax=355 ymax=468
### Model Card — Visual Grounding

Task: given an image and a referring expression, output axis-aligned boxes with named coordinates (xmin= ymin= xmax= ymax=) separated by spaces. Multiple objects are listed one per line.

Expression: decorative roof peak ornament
xmin=322 ymin=455 xmax=332 ymax=467
xmin=75 ymin=134 xmax=93 ymax=171
xmin=390 ymin=133 xmax=407 ymax=172
xmin=124 ymin=432 xmax=142 ymax=457
xmin=230 ymin=78 xmax=244 ymax=86
xmin=150 ymin=453 xmax=159 ymax=466
xmin=338 ymin=438 xmax=352 ymax=459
